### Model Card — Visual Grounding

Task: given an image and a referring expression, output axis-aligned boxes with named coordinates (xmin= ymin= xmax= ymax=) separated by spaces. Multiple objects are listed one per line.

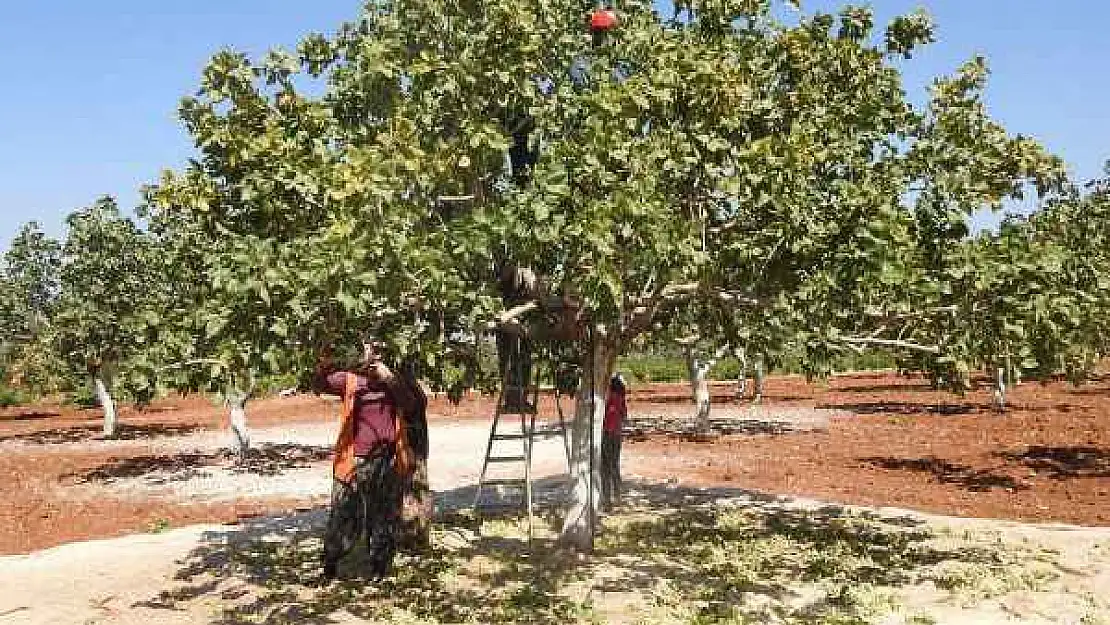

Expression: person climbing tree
xmin=600 ymin=373 xmax=627 ymax=510
xmin=313 ymin=342 xmax=418 ymax=583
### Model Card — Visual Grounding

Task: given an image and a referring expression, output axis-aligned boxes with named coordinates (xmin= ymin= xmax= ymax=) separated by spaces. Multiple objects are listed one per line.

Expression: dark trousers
xmin=600 ymin=431 xmax=622 ymax=508
xmin=323 ymin=447 xmax=401 ymax=578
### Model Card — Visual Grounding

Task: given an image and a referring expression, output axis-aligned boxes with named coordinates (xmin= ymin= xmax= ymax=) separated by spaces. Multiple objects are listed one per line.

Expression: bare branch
xmin=717 ymin=292 xmax=762 ymax=307
xmin=437 ymin=195 xmax=476 ymax=203
xmin=659 ymin=282 xmax=701 ymax=300
xmin=157 ymin=358 xmax=227 ymax=373
xmin=498 ymin=301 xmax=538 ymax=323
xmin=864 ymin=306 xmax=958 ymax=321
xmin=841 ymin=337 xmax=941 ymax=354
xmin=484 ymin=301 xmax=539 ymax=331
xmin=707 ymin=220 xmax=738 ymax=235
xmin=675 ymin=335 xmax=701 ymax=346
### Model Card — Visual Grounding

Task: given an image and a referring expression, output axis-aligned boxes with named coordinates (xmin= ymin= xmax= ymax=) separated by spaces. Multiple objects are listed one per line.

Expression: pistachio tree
xmin=0 ymin=223 xmax=62 ymax=392
xmin=141 ymin=0 xmax=1068 ymax=550
xmin=1030 ymin=171 xmax=1110 ymax=371
xmin=52 ymin=197 xmax=166 ymax=437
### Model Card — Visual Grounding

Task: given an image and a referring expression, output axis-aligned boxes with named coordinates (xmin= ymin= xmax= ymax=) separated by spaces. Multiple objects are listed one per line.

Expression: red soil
xmin=3 ymin=373 xmax=1109 ymax=554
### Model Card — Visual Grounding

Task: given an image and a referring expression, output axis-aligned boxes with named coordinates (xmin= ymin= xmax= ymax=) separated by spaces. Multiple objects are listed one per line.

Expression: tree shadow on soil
xmin=0 ymin=409 xmax=62 ymax=422
xmin=0 ymin=423 xmax=204 ymax=445
xmin=625 ymin=412 xmax=828 ymax=441
xmin=834 ymin=383 xmax=937 ymax=394
xmin=69 ymin=443 xmax=332 ymax=484
xmin=996 ymin=446 xmax=1110 ymax=479
xmin=821 ymin=401 xmax=978 ymax=416
xmin=860 ymin=456 xmax=1029 ymax=492
xmin=1065 ymin=387 xmax=1110 ymax=397
xmin=138 ymin=479 xmax=1023 ymax=624
xmin=631 ymin=392 xmax=811 ymax=405
xmin=626 ymin=416 xmax=803 ymax=440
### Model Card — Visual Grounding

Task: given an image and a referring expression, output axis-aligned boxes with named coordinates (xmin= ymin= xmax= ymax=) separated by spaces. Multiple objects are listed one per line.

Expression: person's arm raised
xmin=366 ymin=362 xmax=418 ymax=417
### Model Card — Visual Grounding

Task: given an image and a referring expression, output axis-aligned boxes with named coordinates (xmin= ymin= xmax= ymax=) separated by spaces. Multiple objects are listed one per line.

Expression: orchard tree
xmin=145 ymin=0 xmax=1065 ymax=550
xmin=53 ymin=197 xmax=166 ymax=437
xmin=0 ymin=223 xmax=61 ymax=391
xmin=1031 ymin=171 xmax=1110 ymax=372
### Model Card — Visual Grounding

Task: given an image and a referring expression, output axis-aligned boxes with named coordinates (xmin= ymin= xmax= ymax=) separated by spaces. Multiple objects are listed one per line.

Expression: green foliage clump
xmin=67 ymin=383 xmax=99 ymax=409
xmin=619 ymin=355 xmax=688 ymax=383
xmin=618 ymin=350 xmax=897 ymax=384
xmin=0 ymin=385 xmax=27 ymax=408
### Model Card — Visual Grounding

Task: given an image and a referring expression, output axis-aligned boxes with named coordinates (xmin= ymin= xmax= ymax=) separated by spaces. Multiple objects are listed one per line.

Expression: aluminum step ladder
xmin=473 ymin=359 xmax=572 ymax=536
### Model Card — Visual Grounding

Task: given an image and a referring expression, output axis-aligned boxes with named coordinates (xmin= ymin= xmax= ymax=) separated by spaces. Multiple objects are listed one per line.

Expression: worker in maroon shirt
xmin=313 ymin=344 xmax=417 ymax=582
xmin=600 ymin=373 xmax=628 ymax=510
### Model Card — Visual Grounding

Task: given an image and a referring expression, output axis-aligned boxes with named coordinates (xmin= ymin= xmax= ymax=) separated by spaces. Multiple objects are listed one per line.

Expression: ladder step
xmin=479 ymin=478 xmax=526 ymax=487
xmin=486 ymin=456 xmax=527 ymax=463
xmin=490 ymin=427 xmax=564 ymax=441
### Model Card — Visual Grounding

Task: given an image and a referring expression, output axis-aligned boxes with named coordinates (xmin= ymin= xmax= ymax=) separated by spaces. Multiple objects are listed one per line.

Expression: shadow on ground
xmin=136 ymin=478 xmax=1041 ymax=624
xmin=860 ymin=456 xmax=1029 ymax=492
xmin=630 ymin=392 xmax=811 ymax=405
xmin=0 ymin=423 xmax=204 ymax=445
xmin=820 ymin=401 xmax=978 ymax=416
xmin=68 ymin=443 xmax=332 ymax=484
xmin=625 ymin=413 xmax=827 ymax=440
xmin=833 ymin=383 xmax=937 ymax=394
xmin=0 ymin=409 xmax=62 ymax=422
xmin=997 ymin=445 xmax=1110 ymax=479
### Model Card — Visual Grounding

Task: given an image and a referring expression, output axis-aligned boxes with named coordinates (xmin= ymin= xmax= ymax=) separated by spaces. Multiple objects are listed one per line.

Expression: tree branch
xmin=841 ymin=337 xmax=941 ymax=354
xmin=623 ymin=282 xmax=763 ymax=341
xmin=707 ymin=220 xmax=738 ymax=235
xmin=717 ymin=291 xmax=763 ymax=307
xmin=864 ymin=306 xmax=958 ymax=321
xmin=484 ymin=301 xmax=539 ymax=331
xmin=658 ymin=282 xmax=701 ymax=301
xmin=157 ymin=358 xmax=227 ymax=373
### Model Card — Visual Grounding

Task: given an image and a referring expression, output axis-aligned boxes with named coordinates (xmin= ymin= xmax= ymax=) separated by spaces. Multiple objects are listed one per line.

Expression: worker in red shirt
xmin=313 ymin=343 xmax=417 ymax=582
xmin=600 ymin=373 xmax=627 ymax=510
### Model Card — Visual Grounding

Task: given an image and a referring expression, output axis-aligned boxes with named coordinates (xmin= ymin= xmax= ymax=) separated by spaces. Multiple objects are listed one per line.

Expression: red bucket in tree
xmin=590 ymin=8 xmax=618 ymax=32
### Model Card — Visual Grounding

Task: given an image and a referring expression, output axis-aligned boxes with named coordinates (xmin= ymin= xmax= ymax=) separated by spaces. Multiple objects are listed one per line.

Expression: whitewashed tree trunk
xmin=1006 ymin=355 xmax=1021 ymax=386
xmin=752 ymin=356 xmax=765 ymax=404
xmin=95 ymin=377 xmax=119 ymax=438
xmin=735 ymin=348 xmax=748 ymax=400
xmin=226 ymin=391 xmax=251 ymax=460
xmin=685 ymin=348 xmax=712 ymax=432
xmin=560 ymin=335 xmax=617 ymax=551
xmin=993 ymin=366 xmax=1006 ymax=412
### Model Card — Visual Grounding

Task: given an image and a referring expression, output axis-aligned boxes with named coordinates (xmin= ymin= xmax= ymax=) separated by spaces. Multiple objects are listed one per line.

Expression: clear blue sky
xmin=1 ymin=1 xmax=1107 ymax=249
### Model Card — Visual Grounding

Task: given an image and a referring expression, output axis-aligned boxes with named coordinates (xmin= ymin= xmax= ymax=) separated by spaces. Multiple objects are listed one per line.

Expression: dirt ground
xmin=2 ymin=372 xmax=1109 ymax=556
xmin=626 ymin=373 xmax=1110 ymax=527
xmin=3 ymin=372 xmax=1110 ymax=624
xmin=3 ymin=485 xmax=1110 ymax=625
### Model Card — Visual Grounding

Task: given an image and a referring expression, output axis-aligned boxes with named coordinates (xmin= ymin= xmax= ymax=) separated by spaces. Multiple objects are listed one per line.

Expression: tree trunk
xmin=226 ymin=391 xmax=251 ymax=460
xmin=1006 ymin=355 xmax=1021 ymax=386
xmin=752 ymin=357 xmax=765 ymax=404
xmin=95 ymin=377 xmax=119 ymax=438
xmin=993 ymin=366 xmax=1006 ymax=412
xmin=559 ymin=334 xmax=616 ymax=551
xmin=399 ymin=373 xmax=432 ymax=551
xmin=735 ymin=348 xmax=747 ymax=400
xmin=401 ymin=458 xmax=432 ymax=550
xmin=685 ymin=348 xmax=711 ymax=432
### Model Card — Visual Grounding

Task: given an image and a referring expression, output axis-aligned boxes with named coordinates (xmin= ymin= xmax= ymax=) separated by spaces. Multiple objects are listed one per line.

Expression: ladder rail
xmin=473 ymin=351 xmax=573 ymax=540
xmin=472 ymin=358 xmax=513 ymax=510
